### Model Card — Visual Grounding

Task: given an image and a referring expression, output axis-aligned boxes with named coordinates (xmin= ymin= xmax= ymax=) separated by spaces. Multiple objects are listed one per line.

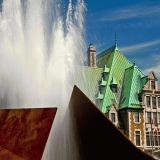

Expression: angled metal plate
xmin=0 ymin=108 xmax=57 ymax=160
xmin=69 ymin=85 xmax=155 ymax=160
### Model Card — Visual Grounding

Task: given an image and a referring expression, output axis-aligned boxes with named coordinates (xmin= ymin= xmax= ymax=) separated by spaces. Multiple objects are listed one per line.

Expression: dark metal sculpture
xmin=69 ymin=85 xmax=155 ymax=160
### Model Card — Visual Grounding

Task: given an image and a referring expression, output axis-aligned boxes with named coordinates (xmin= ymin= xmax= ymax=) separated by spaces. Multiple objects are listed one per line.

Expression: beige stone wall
xmin=130 ymin=111 xmax=145 ymax=148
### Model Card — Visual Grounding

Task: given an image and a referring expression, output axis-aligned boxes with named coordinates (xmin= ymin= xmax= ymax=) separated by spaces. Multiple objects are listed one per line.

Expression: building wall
xmin=119 ymin=110 xmax=129 ymax=137
xmin=141 ymin=72 xmax=160 ymax=150
xmin=129 ymin=110 xmax=145 ymax=150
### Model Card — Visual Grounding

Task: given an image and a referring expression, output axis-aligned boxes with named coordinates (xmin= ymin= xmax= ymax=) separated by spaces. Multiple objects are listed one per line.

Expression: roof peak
xmin=115 ymin=32 xmax=118 ymax=49
xmin=110 ymin=76 xmax=118 ymax=85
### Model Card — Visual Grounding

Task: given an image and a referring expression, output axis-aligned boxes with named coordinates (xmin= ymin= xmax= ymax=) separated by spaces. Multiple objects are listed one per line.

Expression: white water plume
xmin=0 ymin=0 xmax=86 ymax=159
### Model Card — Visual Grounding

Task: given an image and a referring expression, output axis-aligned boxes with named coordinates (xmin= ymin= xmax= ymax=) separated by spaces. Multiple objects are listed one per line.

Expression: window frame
xmin=154 ymin=133 xmax=158 ymax=146
xmin=111 ymin=113 xmax=116 ymax=123
xmin=111 ymin=84 xmax=117 ymax=93
xmin=134 ymin=111 xmax=140 ymax=123
xmin=147 ymin=112 xmax=151 ymax=123
xmin=146 ymin=132 xmax=151 ymax=146
xmin=152 ymin=97 xmax=156 ymax=108
xmin=158 ymin=97 xmax=160 ymax=107
xmin=153 ymin=112 xmax=157 ymax=124
xmin=135 ymin=130 xmax=141 ymax=146
xmin=146 ymin=96 xmax=150 ymax=106
xmin=159 ymin=113 xmax=160 ymax=123
xmin=151 ymin=81 xmax=155 ymax=90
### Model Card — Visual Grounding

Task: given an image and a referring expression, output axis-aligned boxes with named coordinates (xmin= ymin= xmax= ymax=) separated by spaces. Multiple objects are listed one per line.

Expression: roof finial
xmin=133 ymin=60 xmax=136 ymax=66
xmin=115 ymin=32 xmax=117 ymax=47
xmin=133 ymin=52 xmax=136 ymax=66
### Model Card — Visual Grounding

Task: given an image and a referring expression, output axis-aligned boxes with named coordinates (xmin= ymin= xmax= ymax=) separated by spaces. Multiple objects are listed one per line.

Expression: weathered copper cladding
xmin=69 ymin=86 xmax=155 ymax=160
xmin=0 ymin=108 xmax=57 ymax=160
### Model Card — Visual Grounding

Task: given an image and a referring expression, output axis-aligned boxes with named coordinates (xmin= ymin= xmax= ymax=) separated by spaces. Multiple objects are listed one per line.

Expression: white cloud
xmin=99 ymin=2 xmax=160 ymax=21
xmin=119 ymin=39 xmax=160 ymax=54
xmin=152 ymin=54 xmax=160 ymax=61
xmin=143 ymin=65 xmax=160 ymax=78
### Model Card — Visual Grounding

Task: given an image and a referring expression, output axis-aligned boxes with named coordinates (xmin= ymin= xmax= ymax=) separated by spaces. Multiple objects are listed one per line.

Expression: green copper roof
xmin=97 ymin=91 xmax=104 ymax=99
xmin=75 ymin=66 xmax=103 ymax=103
xmin=96 ymin=44 xmax=133 ymax=113
xmin=103 ymin=65 xmax=110 ymax=73
xmin=119 ymin=64 xmax=145 ymax=110
xmin=110 ymin=77 xmax=118 ymax=85
xmin=139 ymin=76 xmax=148 ymax=93
xmin=100 ymin=77 xmax=107 ymax=86
xmin=80 ymin=43 xmax=147 ymax=114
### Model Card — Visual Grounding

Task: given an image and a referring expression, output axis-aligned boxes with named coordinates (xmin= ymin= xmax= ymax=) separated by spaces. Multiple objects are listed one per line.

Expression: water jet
xmin=0 ymin=0 xmax=86 ymax=159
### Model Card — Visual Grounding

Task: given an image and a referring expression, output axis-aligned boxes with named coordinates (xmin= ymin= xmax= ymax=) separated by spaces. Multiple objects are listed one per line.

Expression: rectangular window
xmin=158 ymin=133 xmax=160 ymax=146
xmin=112 ymin=84 xmax=117 ymax=93
xmin=154 ymin=133 xmax=158 ymax=146
xmin=147 ymin=112 xmax=151 ymax=123
xmin=111 ymin=113 xmax=115 ymax=122
xmin=153 ymin=112 xmax=157 ymax=124
xmin=151 ymin=81 xmax=155 ymax=89
xmin=100 ymin=86 xmax=105 ymax=94
xmin=158 ymin=97 xmax=160 ymax=107
xmin=146 ymin=132 xmax=151 ymax=146
xmin=135 ymin=131 xmax=140 ymax=146
xmin=146 ymin=96 xmax=150 ymax=106
xmin=148 ymin=132 xmax=160 ymax=146
xmin=135 ymin=112 xmax=139 ymax=122
xmin=152 ymin=97 xmax=156 ymax=108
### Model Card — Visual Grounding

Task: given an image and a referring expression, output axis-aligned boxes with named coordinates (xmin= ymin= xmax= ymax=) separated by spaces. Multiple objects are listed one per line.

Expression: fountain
xmin=0 ymin=0 xmax=86 ymax=159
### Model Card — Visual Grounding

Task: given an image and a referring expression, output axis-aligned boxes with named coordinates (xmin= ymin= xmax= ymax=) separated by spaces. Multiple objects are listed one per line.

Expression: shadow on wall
xmin=69 ymin=85 xmax=155 ymax=160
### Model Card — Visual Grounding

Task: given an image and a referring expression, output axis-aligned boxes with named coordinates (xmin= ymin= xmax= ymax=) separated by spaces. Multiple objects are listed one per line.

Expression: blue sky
xmin=84 ymin=0 xmax=160 ymax=79
xmin=0 ymin=0 xmax=160 ymax=80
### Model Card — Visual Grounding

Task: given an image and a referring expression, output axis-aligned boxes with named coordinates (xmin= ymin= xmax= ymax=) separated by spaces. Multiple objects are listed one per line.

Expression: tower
xmin=87 ymin=44 xmax=97 ymax=67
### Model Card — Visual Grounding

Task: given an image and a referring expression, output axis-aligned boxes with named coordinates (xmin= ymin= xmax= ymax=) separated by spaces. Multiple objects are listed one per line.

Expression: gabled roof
xmin=148 ymin=71 xmax=158 ymax=81
xmin=106 ymin=103 xmax=117 ymax=113
xmin=139 ymin=76 xmax=148 ymax=93
xmin=96 ymin=44 xmax=133 ymax=113
xmin=75 ymin=66 xmax=103 ymax=103
xmin=110 ymin=76 xmax=118 ymax=85
xmin=119 ymin=64 xmax=145 ymax=110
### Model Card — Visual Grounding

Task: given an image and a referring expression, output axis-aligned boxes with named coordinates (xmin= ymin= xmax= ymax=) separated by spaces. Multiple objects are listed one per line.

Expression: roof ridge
xmin=84 ymin=66 xmax=103 ymax=69
xmin=125 ymin=63 xmax=145 ymax=77
xmin=100 ymin=48 xmax=117 ymax=112
xmin=97 ymin=44 xmax=117 ymax=58
xmin=128 ymin=67 xmax=136 ymax=107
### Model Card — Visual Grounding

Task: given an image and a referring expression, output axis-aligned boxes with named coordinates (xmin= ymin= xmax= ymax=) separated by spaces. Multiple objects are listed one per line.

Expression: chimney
xmin=87 ymin=44 xmax=97 ymax=67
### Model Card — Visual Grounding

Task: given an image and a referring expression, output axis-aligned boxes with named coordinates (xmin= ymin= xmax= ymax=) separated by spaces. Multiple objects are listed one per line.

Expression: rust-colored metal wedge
xmin=0 ymin=108 xmax=57 ymax=160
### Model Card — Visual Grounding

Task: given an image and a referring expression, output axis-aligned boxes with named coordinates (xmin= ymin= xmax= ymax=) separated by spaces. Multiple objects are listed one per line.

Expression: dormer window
xmin=110 ymin=77 xmax=118 ymax=93
xmin=151 ymin=81 xmax=155 ymax=89
xmin=99 ymin=86 xmax=105 ymax=94
xmin=111 ymin=113 xmax=116 ymax=122
xmin=102 ymin=72 xmax=107 ymax=80
xmin=102 ymin=65 xmax=110 ymax=80
xmin=111 ymin=84 xmax=117 ymax=93
xmin=99 ymin=77 xmax=106 ymax=93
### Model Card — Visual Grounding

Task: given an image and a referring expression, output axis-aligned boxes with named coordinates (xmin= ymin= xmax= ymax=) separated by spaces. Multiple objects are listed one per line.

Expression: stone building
xmin=82 ymin=41 xmax=160 ymax=153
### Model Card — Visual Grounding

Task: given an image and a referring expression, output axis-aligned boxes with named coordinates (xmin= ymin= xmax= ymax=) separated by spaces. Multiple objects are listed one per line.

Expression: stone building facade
xmin=84 ymin=42 xmax=160 ymax=154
